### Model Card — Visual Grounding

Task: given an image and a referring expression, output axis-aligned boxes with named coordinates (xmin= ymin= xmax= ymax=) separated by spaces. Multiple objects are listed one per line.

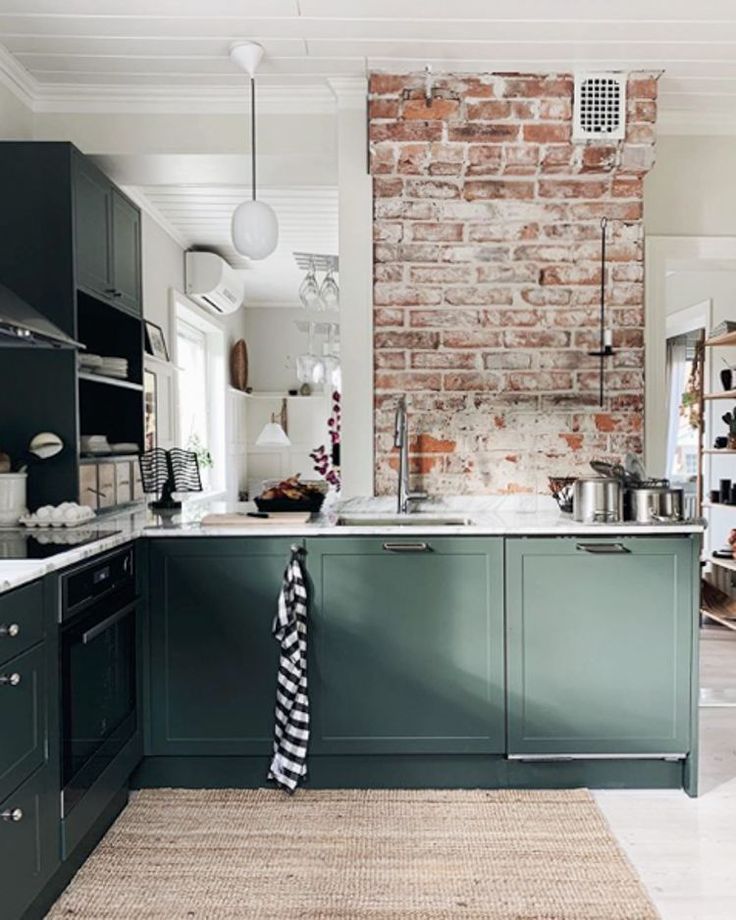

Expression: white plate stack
xmin=79 ymin=353 xmax=103 ymax=372
xmin=97 ymin=357 xmax=129 ymax=380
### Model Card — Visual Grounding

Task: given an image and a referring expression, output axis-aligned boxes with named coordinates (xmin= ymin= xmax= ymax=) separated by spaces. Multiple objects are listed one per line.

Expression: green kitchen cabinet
xmin=73 ymin=154 xmax=113 ymax=302
xmin=0 ymin=644 xmax=47 ymax=806
xmin=147 ymin=538 xmax=296 ymax=755
xmin=73 ymin=154 xmax=142 ymax=315
xmin=306 ymin=536 xmax=505 ymax=755
xmin=110 ymin=190 xmax=142 ymax=316
xmin=506 ymin=536 xmax=698 ymax=757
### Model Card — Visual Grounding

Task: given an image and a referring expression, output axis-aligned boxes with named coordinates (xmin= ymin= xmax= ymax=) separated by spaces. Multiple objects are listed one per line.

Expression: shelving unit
xmin=698 ymin=332 xmax=736 ymax=630
xmin=78 ymin=372 xmax=143 ymax=392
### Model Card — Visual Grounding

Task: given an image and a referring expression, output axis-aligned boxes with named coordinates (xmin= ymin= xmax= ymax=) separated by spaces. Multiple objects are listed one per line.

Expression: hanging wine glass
xmin=319 ymin=268 xmax=339 ymax=312
xmin=296 ymin=321 xmax=325 ymax=387
xmin=298 ymin=259 xmax=323 ymax=311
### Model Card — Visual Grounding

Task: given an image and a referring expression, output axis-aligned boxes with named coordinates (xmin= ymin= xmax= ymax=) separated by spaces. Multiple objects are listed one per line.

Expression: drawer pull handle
xmin=0 ymin=672 xmax=21 ymax=687
xmin=1 ymin=808 xmax=23 ymax=823
xmin=0 ymin=623 xmax=19 ymax=638
xmin=576 ymin=543 xmax=631 ymax=555
xmin=382 ymin=542 xmax=431 ymax=553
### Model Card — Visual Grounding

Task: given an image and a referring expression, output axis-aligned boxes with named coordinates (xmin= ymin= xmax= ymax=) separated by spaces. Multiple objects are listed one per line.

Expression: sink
xmin=336 ymin=513 xmax=473 ymax=527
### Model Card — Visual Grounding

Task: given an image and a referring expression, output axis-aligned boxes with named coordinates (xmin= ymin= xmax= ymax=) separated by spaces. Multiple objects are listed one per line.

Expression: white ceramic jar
xmin=0 ymin=472 xmax=28 ymax=526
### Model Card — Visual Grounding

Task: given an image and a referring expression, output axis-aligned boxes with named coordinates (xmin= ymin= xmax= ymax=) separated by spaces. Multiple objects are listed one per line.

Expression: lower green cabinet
xmin=148 ymin=538 xmax=295 ymax=755
xmin=0 ymin=765 xmax=57 ymax=920
xmin=306 ymin=537 xmax=505 ymax=755
xmin=505 ymin=536 xmax=697 ymax=757
xmin=0 ymin=644 xmax=46 ymax=804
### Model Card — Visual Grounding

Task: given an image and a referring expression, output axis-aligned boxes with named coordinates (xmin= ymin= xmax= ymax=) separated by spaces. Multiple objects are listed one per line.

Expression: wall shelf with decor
xmin=78 ymin=372 xmax=144 ymax=393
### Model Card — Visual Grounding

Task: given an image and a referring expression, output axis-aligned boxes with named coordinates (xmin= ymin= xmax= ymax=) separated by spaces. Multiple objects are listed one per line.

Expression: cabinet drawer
xmin=0 ymin=766 xmax=56 ymax=920
xmin=97 ymin=462 xmax=116 ymax=508
xmin=0 ymin=644 xmax=46 ymax=804
xmin=0 ymin=580 xmax=43 ymax=666
xmin=115 ymin=461 xmax=132 ymax=505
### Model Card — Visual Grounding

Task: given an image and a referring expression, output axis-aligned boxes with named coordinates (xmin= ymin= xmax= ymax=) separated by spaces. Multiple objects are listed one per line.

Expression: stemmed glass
xmin=296 ymin=321 xmax=325 ymax=387
xmin=319 ymin=269 xmax=339 ymax=312
xmin=298 ymin=260 xmax=323 ymax=311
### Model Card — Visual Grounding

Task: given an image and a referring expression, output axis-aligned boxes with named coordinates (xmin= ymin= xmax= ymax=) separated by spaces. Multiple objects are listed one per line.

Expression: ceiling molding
xmin=327 ymin=75 xmax=368 ymax=108
xmin=0 ymin=43 xmax=36 ymax=109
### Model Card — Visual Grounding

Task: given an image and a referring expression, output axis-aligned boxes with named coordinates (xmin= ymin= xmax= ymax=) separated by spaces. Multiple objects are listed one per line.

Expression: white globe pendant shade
xmin=231 ymin=199 xmax=279 ymax=260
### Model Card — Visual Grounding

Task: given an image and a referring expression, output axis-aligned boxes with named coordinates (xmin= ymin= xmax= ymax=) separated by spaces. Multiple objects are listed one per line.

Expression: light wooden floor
xmin=596 ymin=626 xmax=736 ymax=920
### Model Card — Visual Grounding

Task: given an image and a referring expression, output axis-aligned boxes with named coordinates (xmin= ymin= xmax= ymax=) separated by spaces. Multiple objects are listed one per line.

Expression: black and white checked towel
xmin=268 ymin=544 xmax=309 ymax=792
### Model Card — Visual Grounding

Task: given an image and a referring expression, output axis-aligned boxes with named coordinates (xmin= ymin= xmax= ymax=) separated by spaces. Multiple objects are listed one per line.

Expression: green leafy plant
xmin=186 ymin=433 xmax=213 ymax=470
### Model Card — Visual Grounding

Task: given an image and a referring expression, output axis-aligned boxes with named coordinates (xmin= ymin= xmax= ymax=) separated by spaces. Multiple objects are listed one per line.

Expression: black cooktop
xmin=0 ymin=529 xmax=121 ymax=560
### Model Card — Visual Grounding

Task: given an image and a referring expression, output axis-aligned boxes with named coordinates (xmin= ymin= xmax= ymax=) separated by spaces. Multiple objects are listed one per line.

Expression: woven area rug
xmin=46 ymin=788 xmax=658 ymax=919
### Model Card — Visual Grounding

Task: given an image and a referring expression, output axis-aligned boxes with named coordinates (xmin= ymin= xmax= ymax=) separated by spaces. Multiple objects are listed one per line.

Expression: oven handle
xmin=81 ymin=599 xmax=138 ymax=645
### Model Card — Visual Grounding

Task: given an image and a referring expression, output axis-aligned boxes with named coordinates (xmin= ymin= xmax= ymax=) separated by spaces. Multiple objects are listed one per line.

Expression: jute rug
xmin=46 ymin=788 xmax=658 ymax=919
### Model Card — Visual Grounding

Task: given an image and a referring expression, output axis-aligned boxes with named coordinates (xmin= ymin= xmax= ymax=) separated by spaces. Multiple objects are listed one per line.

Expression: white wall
xmin=0 ymin=80 xmax=32 ymax=139
xmin=645 ymin=135 xmax=736 ymax=237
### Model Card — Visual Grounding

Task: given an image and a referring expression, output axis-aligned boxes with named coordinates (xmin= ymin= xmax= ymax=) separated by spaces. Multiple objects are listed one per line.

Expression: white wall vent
xmin=573 ymin=72 xmax=627 ymax=142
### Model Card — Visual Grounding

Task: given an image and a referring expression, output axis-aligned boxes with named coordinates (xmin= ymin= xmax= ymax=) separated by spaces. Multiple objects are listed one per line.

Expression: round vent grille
xmin=573 ymin=73 xmax=627 ymax=141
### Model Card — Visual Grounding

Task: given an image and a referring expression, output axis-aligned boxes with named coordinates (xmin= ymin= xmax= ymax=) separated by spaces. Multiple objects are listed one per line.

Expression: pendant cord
xmin=599 ymin=216 xmax=608 ymax=407
xmin=251 ymin=76 xmax=256 ymax=201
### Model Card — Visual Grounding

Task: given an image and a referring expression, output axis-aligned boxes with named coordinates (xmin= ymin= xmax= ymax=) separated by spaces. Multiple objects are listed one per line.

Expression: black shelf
xmin=78 ymin=372 xmax=143 ymax=392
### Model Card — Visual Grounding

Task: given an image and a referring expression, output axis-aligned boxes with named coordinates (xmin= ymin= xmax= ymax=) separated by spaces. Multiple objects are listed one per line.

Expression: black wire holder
xmin=138 ymin=448 xmax=202 ymax=511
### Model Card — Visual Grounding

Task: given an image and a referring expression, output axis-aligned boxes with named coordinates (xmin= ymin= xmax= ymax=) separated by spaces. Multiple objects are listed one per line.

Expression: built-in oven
xmin=60 ymin=545 xmax=137 ymax=817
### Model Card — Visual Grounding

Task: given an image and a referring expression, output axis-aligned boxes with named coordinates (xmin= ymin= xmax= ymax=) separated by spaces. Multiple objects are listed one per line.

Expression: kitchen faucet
xmin=393 ymin=396 xmax=428 ymax=514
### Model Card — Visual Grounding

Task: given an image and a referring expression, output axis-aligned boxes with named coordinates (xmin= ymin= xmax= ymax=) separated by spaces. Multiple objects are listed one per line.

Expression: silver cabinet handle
xmin=0 ymin=623 xmax=19 ymax=638
xmin=576 ymin=543 xmax=631 ymax=554
xmin=0 ymin=672 xmax=21 ymax=686
xmin=382 ymin=542 xmax=431 ymax=553
xmin=1 ymin=808 xmax=23 ymax=823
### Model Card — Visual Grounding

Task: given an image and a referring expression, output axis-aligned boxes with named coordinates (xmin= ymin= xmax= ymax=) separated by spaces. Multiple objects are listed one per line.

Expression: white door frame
xmin=645 ymin=235 xmax=736 ymax=475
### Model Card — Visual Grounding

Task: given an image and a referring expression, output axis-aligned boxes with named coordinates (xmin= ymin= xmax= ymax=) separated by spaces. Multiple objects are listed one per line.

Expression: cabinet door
xmin=148 ymin=539 xmax=296 ymax=755
xmin=111 ymin=191 xmax=142 ymax=316
xmin=0 ymin=644 xmax=46 ymax=805
xmin=73 ymin=157 xmax=112 ymax=300
xmin=307 ymin=537 xmax=505 ymax=755
xmin=506 ymin=536 xmax=697 ymax=757
xmin=0 ymin=765 xmax=58 ymax=920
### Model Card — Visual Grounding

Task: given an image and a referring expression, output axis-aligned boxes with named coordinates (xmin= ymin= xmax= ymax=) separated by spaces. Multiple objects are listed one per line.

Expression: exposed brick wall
xmin=369 ymin=71 xmax=658 ymax=495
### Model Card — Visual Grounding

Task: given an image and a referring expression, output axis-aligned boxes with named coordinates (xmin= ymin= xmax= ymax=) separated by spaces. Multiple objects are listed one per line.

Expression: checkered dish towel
xmin=268 ymin=545 xmax=309 ymax=792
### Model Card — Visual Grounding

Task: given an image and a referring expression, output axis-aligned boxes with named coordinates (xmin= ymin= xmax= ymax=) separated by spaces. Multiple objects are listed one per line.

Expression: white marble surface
xmin=0 ymin=495 xmax=705 ymax=595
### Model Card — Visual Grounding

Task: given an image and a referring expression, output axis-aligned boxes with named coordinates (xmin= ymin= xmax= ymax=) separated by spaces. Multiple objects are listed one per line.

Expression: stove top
xmin=0 ymin=529 xmax=121 ymax=560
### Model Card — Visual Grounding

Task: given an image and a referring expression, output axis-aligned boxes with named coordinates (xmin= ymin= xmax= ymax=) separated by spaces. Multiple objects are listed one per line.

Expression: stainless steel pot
xmin=572 ymin=477 xmax=623 ymax=523
xmin=626 ymin=486 xmax=684 ymax=523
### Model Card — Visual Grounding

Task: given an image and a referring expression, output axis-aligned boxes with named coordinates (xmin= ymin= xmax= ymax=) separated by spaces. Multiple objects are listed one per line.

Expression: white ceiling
xmin=2 ymin=1 xmax=736 ymax=127
xmin=136 ymin=184 xmax=339 ymax=307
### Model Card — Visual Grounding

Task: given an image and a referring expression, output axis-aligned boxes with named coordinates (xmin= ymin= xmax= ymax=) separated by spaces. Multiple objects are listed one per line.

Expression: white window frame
xmin=170 ymin=290 xmax=227 ymax=499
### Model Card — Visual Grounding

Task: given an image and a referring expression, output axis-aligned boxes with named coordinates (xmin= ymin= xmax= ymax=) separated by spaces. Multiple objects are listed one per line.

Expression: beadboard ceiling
xmin=136 ymin=184 xmax=339 ymax=308
xmin=1 ymin=1 xmax=736 ymax=129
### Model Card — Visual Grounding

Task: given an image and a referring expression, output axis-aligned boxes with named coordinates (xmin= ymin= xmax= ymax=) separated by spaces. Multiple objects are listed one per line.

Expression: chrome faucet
xmin=393 ymin=396 xmax=428 ymax=514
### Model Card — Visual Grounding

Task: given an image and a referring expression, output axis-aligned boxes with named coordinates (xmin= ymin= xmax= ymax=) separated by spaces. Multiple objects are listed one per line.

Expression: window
xmin=174 ymin=297 xmax=226 ymax=496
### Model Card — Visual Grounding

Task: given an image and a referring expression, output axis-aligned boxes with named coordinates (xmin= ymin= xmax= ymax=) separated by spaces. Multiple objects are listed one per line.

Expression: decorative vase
xmin=230 ymin=339 xmax=248 ymax=391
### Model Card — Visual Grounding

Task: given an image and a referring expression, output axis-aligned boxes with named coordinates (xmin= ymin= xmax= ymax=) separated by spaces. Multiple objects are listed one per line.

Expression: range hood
xmin=0 ymin=282 xmax=82 ymax=349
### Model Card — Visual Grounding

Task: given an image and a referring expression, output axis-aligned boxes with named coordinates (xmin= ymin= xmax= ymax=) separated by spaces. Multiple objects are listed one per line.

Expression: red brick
xmin=444 ymin=286 xmax=514 ymax=306
xmin=467 ymin=100 xmax=512 ymax=120
xmin=409 ymin=265 xmax=472 ymax=284
xmin=469 ymin=222 xmax=539 ymax=242
xmin=410 ymin=309 xmax=491 ymax=328
xmin=443 ymin=372 xmax=502 ymax=391
xmin=540 ymin=144 xmax=577 ymax=173
xmin=411 ymin=352 xmax=478 ymax=369
xmin=411 ymin=434 xmax=457 ymax=453
xmin=369 ymin=74 xmax=407 ymax=95
xmin=403 ymin=97 xmax=460 ymax=120
xmin=374 ymin=263 xmax=404 ymax=283
xmin=476 ymin=263 xmax=538 ymax=283
xmin=502 ymin=76 xmax=573 ymax=98
xmin=411 ymin=222 xmax=464 ymax=242
xmin=626 ymin=124 xmax=655 ymax=144
xmin=541 ymin=264 xmax=602 ymax=285
xmin=375 ymin=371 xmax=441 ymax=391
xmin=502 ymin=145 xmax=540 ymax=175
xmin=581 ymin=146 xmax=617 ymax=172
xmin=628 ymin=99 xmax=656 ymax=123
xmin=464 ymin=180 xmax=535 ymax=201
xmin=374 ymin=307 xmax=405 ymax=326
xmin=372 ymin=122 xmax=444 ymax=143
xmin=506 ymin=371 xmax=574 ymax=391
xmin=503 ymin=329 xmax=570 ymax=348
xmin=520 ymin=287 xmax=571 ymax=306
xmin=375 ymin=351 xmax=406 ymax=369
xmin=375 ymin=330 xmax=439 ymax=349
xmin=538 ymin=178 xmax=609 ymax=199
xmin=374 ymin=177 xmax=403 ymax=198
xmin=612 ymin=176 xmax=643 ymax=198
xmin=628 ymin=77 xmax=658 ymax=99
xmin=523 ymin=123 xmax=571 ymax=143
xmin=448 ymin=124 xmax=519 ymax=143
xmin=369 ymin=98 xmax=400 ymax=119
xmin=466 ymin=145 xmax=504 ymax=175
xmin=370 ymin=144 xmax=396 ymax=174
xmin=405 ymin=178 xmax=461 ymax=199
xmin=570 ymin=201 xmax=642 ymax=220
xmin=538 ymin=98 xmax=572 ymax=120
xmin=396 ymin=143 xmax=430 ymax=175
xmin=374 ymin=283 xmax=442 ymax=306
xmin=442 ymin=330 xmax=503 ymax=348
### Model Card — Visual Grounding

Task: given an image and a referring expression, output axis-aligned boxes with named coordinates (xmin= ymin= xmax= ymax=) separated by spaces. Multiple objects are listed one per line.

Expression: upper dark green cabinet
xmin=306 ymin=536 xmax=505 ymax=755
xmin=147 ymin=538 xmax=295 ymax=756
xmin=73 ymin=154 xmax=142 ymax=316
xmin=506 ymin=536 xmax=698 ymax=757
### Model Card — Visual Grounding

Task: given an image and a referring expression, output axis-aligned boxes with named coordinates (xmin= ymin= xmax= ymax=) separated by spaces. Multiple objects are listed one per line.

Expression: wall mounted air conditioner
xmin=185 ymin=251 xmax=245 ymax=316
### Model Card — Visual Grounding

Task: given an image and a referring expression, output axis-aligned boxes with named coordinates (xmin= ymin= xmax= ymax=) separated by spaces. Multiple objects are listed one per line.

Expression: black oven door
xmin=61 ymin=592 xmax=137 ymax=816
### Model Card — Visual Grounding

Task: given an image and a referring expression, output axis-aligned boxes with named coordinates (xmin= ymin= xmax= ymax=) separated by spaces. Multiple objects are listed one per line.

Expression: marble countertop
xmin=0 ymin=495 xmax=705 ymax=595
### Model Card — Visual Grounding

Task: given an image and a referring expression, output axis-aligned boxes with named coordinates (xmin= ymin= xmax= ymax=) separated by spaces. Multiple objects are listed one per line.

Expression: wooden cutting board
xmin=200 ymin=512 xmax=311 ymax=526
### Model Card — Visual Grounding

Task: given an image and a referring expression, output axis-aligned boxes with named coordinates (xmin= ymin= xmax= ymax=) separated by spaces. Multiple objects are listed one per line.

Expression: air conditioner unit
xmin=185 ymin=251 xmax=245 ymax=316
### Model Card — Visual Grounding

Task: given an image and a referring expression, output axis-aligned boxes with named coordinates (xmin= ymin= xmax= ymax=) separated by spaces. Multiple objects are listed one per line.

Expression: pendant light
xmin=230 ymin=42 xmax=279 ymax=260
